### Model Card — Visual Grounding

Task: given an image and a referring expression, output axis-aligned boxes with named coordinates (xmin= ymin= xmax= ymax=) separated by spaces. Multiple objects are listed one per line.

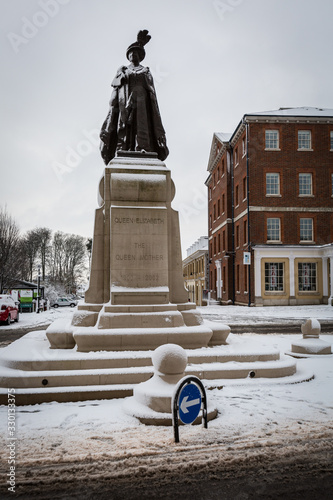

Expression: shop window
xmin=265 ymin=262 xmax=284 ymax=291
xmin=298 ymin=263 xmax=317 ymax=292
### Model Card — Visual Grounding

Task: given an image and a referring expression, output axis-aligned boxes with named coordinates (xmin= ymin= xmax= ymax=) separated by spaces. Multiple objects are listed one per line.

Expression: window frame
xmin=265 ymin=130 xmax=280 ymax=150
xmin=298 ymin=262 xmax=317 ymax=292
xmin=242 ymin=176 xmax=247 ymax=201
xmin=267 ymin=217 xmax=281 ymax=242
xmin=300 ymin=218 xmax=314 ymax=242
xmin=235 ymin=184 xmax=239 ymax=207
xmin=266 ymin=172 xmax=280 ymax=196
xmin=264 ymin=262 xmax=284 ymax=292
xmin=298 ymin=130 xmax=312 ymax=150
xmin=299 ymin=173 xmax=313 ymax=196
xmin=242 ymin=137 xmax=246 ymax=157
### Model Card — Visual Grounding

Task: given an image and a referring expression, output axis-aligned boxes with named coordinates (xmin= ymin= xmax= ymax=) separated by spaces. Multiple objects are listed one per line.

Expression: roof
xmin=8 ymin=279 xmax=45 ymax=289
xmin=244 ymin=107 xmax=333 ymax=118
xmin=215 ymin=132 xmax=232 ymax=143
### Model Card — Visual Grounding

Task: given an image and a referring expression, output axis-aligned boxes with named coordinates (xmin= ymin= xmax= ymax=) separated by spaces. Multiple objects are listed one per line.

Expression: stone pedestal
xmin=46 ymin=154 xmax=230 ymax=352
xmin=86 ymin=153 xmax=186 ymax=306
xmin=290 ymin=318 xmax=332 ymax=356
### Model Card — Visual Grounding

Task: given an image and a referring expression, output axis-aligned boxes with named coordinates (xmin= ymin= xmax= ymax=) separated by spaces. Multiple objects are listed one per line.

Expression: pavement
xmin=0 ymin=304 xmax=332 ymax=348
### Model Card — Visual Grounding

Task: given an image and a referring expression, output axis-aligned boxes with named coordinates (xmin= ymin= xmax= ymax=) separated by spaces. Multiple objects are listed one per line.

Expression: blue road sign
xmin=178 ymin=383 xmax=202 ymax=425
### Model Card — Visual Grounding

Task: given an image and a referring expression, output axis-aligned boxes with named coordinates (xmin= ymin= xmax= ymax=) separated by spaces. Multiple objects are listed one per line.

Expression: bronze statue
xmin=100 ymin=30 xmax=169 ymax=164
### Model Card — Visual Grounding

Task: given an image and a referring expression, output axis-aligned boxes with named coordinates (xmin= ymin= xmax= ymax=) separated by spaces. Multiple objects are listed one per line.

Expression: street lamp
xmin=37 ymin=265 xmax=41 ymax=314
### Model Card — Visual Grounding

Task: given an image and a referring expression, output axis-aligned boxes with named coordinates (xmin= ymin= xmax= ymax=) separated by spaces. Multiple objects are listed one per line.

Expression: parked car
xmin=0 ymin=295 xmax=19 ymax=325
xmin=51 ymin=297 xmax=78 ymax=308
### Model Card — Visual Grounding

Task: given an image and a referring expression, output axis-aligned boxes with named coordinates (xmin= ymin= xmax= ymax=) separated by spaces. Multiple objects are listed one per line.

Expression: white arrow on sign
xmin=180 ymin=395 xmax=201 ymax=414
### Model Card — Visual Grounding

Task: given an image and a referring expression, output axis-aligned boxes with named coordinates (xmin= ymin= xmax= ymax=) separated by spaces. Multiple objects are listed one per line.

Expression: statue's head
xmin=126 ymin=29 xmax=151 ymax=62
xmin=126 ymin=44 xmax=145 ymax=62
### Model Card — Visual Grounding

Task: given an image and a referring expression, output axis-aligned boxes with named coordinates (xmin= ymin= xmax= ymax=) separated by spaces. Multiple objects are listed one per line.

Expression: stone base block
xmin=291 ymin=338 xmax=332 ymax=355
xmin=46 ymin=319 xmax=75 ymax=349
xmin=123 ymin=398 xmax=218 ymax=426
xmin=73 ymin=325 xmax=213 ymax=352
xmin=205 ymin=320 xmax=231 ymax=346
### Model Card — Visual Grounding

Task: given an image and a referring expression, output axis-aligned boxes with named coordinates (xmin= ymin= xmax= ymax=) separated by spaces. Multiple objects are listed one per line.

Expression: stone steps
xmin=0 ymin=330 xmax=301 ymax=406
xmin=0 ymin=357 xmax=297 ymax=405
xmin=2 ymin=348 xmax=280 ymax=371
xmin=0 ymin=357 xmax=295 ymax=388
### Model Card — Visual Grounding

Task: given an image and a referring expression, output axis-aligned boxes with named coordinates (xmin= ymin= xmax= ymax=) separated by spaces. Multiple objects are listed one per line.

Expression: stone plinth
xmin=46 ymin=154 xmax=230 ymax=352
xmin=85 ymin=154 xmax=186 ymax=306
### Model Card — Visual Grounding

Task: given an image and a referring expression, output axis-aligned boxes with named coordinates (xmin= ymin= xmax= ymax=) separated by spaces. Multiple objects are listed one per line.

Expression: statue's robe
xmin=100 ymin=64 xmax=169 ymax=164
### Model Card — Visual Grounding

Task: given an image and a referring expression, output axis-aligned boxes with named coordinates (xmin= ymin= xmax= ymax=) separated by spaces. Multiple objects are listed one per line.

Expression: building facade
xmin=206 ymin=107 xmax=333 ymax=306
xmin=182 ymin=236 xmax=209 ymax=305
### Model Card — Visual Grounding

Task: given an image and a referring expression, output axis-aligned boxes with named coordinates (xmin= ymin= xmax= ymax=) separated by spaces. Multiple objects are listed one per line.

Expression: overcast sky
xmin=1 ymin=0 xmax=333 ymax=257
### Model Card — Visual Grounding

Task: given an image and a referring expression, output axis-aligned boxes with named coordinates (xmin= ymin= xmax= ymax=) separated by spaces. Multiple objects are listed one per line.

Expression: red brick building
xmin=206 ymin=107 xmax=333 ymax=306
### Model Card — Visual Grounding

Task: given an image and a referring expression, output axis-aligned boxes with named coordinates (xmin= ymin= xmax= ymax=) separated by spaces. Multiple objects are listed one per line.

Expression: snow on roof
xmin=245 ymin=107 xmax=333 ymax=118
xmin=215 ymin=132 xmax=232 ymax=143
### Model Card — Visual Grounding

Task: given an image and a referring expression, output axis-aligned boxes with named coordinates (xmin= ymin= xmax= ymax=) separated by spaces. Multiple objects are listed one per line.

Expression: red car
xmin=0 ymin=295 xmax=19 ymax=325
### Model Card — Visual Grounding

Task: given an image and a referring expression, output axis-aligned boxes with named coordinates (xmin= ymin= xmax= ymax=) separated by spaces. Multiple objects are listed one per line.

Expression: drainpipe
xmin=230 ymin=146 xmax=235 ymax=305
xmin=245 ymin=120 xmax=251 ymax=307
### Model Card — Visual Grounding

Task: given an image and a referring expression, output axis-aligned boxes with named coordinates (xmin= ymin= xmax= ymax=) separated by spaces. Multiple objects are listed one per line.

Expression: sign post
xmin=172 ymin=376 xmax=208 ymax=443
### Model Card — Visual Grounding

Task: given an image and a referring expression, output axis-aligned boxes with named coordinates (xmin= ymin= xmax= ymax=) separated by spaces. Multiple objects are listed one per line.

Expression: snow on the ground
xmin=0 ymin=304 xmax=332 ymax=497
xmin=199 ymin=304 xmax=333 ymax=324
xmin=1 ymin=306 xmax=78 ymax=331
xmin=0 ymin=334 xmax=332 ymax=468
xmin=3 ymin=303 xmax=332 ymax=333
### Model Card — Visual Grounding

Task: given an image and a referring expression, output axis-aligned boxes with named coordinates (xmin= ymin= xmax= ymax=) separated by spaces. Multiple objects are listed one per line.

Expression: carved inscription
xmin=114 ymin=217 xmax=164 ymax=225
xmin=115 ymin=242 xmax=164 ymax=262
xmin=111 ymin=209 xmax=167 ymax=288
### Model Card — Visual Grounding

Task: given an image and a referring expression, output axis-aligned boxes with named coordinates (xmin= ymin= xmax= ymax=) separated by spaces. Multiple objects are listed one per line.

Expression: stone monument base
xmin=46 ymin=303 xmax=230 ymax=352
xmin=0 ymin=329 xmax=306 ymax=406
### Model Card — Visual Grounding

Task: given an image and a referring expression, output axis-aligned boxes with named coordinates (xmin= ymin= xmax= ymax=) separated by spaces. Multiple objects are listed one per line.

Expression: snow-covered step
xmin=0 ymin=356 xmax=296 ymax=391
xmin=0 ymin=384 xmax=133 ymax=406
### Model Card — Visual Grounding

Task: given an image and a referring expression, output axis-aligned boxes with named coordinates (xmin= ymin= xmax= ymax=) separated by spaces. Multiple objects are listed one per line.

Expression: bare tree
xmin=86 ymin=238 xmax=92 ymax=269
xmin=0 ymin=207 xmax=21 ymax=293
xmin=48 ymin=232 xmax=87 ymax=293
xmin=38 ymin=227 xmax=52 ymax=281
xmin=24 ymin=230 xmax=40 ymax=282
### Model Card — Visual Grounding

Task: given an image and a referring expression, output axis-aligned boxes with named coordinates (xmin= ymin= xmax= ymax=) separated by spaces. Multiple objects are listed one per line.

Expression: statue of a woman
xmin=100 ymin=30 xmax=169 ymax=164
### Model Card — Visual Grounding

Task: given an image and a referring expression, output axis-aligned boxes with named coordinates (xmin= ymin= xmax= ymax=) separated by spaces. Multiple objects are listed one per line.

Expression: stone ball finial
xmin=301 ymin=318 xmax=321 ymax=338
xmin=152 ymin=343 xmax=188 ymax=375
